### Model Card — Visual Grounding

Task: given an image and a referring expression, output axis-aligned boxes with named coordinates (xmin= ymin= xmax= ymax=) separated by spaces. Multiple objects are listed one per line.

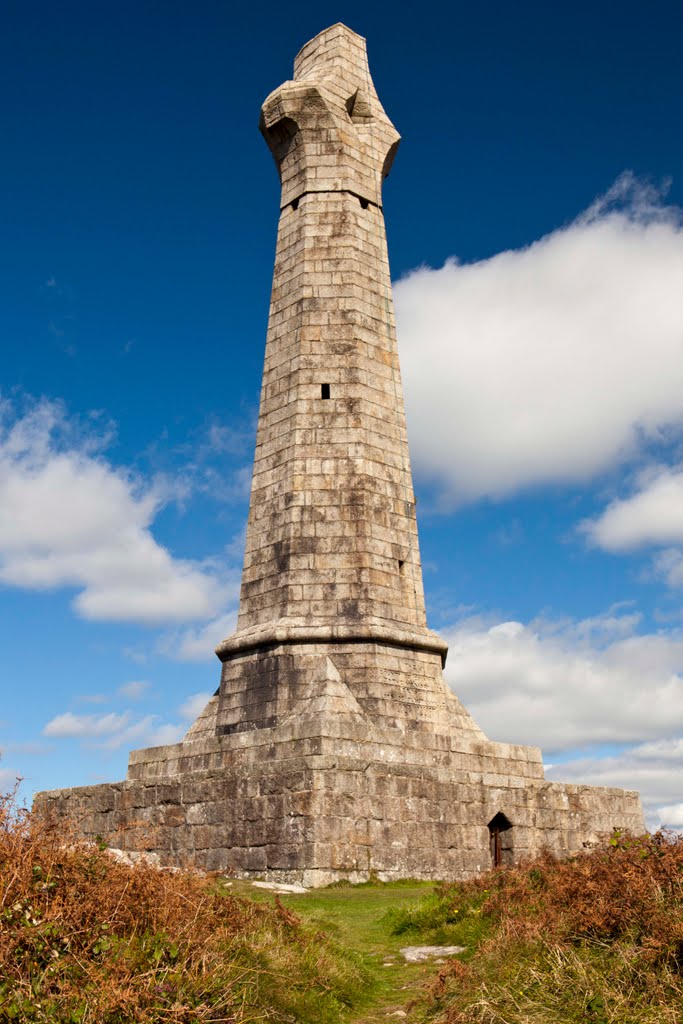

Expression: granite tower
xmin=37 ymin=25 xmax=644 ymax=883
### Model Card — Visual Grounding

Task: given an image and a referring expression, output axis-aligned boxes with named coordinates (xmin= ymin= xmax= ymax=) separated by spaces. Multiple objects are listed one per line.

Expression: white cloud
xmin=656 ymin=802 xmax=683 ymax=827
xmin=93 ymin=716 xmax=184 ymax=749
xmin=43 ymin=711 xmax=132 ymax=739
xmin=42 ymin=709 xmax=184 ymax=750
xmin=443 ymin=608 xmax=683 ymax=753
xmin=161 ymin=608 xmax=239 ymax=662
xmin=443 ymin=609 xmax=683 ymax=830
xmin=631 ymin=737 xmax=683 ymax=761
xmin=117 ymin=680 xmax=150 ymax=700
xmin=41 ymin=687 xmax=217 ymax=754
xmin=179 ymin=692 xmax=213 ymax=720
xmin=580 ymin=468 xmax=683 ymax=592
xmin=652 ymin=549 xmax=683 ymax=588
xmin=582 ymin=467 xmax=683 ymax=552
xmin=395 ymin=173 xmax=683 ymax=505
xmin=0 ymin=398 xmax=227 ymax=624
xmin=0 ymin=766 xmax=22 ymax=793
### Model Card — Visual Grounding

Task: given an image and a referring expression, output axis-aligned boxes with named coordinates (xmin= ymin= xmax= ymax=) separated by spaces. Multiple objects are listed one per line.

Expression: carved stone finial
xmin=260 ymin=24 xmax=400 ymax=208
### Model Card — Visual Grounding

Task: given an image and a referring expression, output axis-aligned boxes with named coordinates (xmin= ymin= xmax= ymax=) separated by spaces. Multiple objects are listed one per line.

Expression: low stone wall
xmin=36 ymin=724 xmax=644 ymax=886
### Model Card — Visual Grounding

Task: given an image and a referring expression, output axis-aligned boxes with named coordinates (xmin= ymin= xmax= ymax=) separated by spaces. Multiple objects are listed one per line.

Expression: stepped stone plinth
xmin=35 ymin=25 xmax=644 ymax=884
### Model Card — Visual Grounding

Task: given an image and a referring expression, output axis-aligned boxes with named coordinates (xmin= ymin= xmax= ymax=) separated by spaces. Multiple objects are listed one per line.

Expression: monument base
xmin=35 ymin=681 xmax=644 ymax=884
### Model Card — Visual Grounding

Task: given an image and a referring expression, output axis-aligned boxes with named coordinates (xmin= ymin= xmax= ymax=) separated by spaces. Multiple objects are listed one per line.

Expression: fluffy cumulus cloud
xmin=0 ymin=398 xmax=227 ymax=624
xmin=39 ymin=685 xmax=215 ymax=756
xmin=42 ymin=710 xmax=184 ymax=749
xmin=44 ymin=712 xmax=133 ymax=739
xmin=580 ymin=467 xmax=683 ymax=591
xmin=179 ymin=692 xmax=214 ymax=720
xmin=444 ymin=608 xmax=683 ymax=751
xmin=443 ymin=608 xmax=683 ymax=828
xmin=160 ymin=608 xmax=239 ymax=662
xmin=582 ymin=467 xmax=683 ymax=552
xmin=38 ymin=694 xmax=220 ymax=751
xmin=395 ymin=174 xmax=683 ymax=505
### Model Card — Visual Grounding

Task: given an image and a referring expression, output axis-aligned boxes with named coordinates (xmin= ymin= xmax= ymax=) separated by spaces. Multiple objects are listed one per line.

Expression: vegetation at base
xmin=0 ymin=787 xmax=370 ymax=1023
xmin=4 ymin=785 xmax=681 ymax=1024
xmin=385 ymin=886 xmax=491 ymax=952
xmin=263 ymin=877 xmax=440 ymax=1021
xmin=396 ymin=831 xmax=683 ymax=1024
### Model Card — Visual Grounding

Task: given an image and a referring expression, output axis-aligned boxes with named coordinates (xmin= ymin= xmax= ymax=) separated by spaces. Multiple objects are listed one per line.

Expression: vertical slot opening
xmin=359 ymin=197 xmax=369 ymax=209
xmin=398 ymin=559 xmax=405 ymax=573
xmin=321 ymin=383 xmax=331 ymax=399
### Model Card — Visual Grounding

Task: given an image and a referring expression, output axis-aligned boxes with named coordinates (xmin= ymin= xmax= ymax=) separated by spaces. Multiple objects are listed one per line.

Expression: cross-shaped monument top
xmin=260 ymin=24 xmax=400 ymax=209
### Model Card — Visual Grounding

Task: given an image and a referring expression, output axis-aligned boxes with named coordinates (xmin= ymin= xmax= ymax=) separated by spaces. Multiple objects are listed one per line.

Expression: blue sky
xmin=1 ymin=1 xmax=683 ymax=828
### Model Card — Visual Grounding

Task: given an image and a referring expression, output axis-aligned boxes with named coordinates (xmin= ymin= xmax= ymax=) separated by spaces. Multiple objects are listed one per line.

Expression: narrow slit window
xmin=321 ymin=383 xmax=331 ymax=399
xmin=398 ymin=559 xmax=405 ymax=573
xmin=359 ymin=197 xmax=369 ymax=209
xmin=291 ymin=197 xmax=300 ymax=211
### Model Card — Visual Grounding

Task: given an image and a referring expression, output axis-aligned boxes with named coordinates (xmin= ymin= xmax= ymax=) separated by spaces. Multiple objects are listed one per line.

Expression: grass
xmin=4 ymin=783 xmax=681 ymax=1024
xmin=383 ymin=887 xmax=490 ymax=955
xmin=231 ymin=877 xmax=441 ymax=1022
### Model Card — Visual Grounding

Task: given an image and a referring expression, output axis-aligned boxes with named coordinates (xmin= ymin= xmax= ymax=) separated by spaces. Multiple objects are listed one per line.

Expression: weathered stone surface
xmin=34 ymin=23 xmax=645 ymax=884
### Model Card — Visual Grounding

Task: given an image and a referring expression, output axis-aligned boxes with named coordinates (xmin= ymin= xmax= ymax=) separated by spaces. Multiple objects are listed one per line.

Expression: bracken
xmin=0 ymin=785 xmax=368 ymax=1023
xmin=414 ymin=831 xmax=683 ymax=1024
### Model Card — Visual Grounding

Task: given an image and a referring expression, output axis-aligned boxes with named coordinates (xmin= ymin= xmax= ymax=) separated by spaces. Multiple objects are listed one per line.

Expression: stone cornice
xmin=215 ymin=618 xmax=448 ymax=666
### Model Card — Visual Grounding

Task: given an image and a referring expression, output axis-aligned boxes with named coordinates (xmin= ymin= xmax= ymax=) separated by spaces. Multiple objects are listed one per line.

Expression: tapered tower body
xmin=214 ymin=24 xmax=473 ymax=739
xmin=241 ymin=30 xmax=422 ymax=637
xmin=37 ymin=26 xmax=644 ymax=883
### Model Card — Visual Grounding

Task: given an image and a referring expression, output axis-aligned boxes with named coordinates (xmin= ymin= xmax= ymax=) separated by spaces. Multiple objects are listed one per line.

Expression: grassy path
xmin=231 ymin=880 xmax=443 ymax=1022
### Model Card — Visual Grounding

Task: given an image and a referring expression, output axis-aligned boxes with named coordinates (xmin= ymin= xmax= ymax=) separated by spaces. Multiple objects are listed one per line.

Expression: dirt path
xmin=347 ymin=963 xmax=433 ymax=1023
xmin=232 ymin=880 xmax=445 ymax=1022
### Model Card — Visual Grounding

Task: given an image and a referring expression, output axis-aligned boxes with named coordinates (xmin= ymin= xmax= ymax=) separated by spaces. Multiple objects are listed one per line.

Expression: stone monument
xmin=36 ymin=24 xmax=644 ymax=884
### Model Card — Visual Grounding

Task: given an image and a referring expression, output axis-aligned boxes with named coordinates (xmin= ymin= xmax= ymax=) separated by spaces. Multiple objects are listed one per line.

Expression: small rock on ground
xmin=399 ymin=945 xmax=466 ymax=962
xmin=106 ymin=849 xmax=192 ymax=873
xmin=251 ymin=880 xmax=308 ymax=894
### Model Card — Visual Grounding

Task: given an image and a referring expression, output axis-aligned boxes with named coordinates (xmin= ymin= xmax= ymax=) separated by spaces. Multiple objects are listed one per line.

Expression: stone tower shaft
xmin=214 ymin=23 xmax=455 ymax=735
xmin=222 ymin=24 xmax=444 ymax=659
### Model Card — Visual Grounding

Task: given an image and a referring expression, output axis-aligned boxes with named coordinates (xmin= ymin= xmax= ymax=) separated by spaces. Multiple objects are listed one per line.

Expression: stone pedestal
xmin=37 ymin=692 xmax=643 ymax=884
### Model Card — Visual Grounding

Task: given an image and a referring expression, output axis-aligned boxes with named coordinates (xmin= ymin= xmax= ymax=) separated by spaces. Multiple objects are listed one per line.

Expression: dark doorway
xmin=488 ymin=812 xmax=513 ymax=867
